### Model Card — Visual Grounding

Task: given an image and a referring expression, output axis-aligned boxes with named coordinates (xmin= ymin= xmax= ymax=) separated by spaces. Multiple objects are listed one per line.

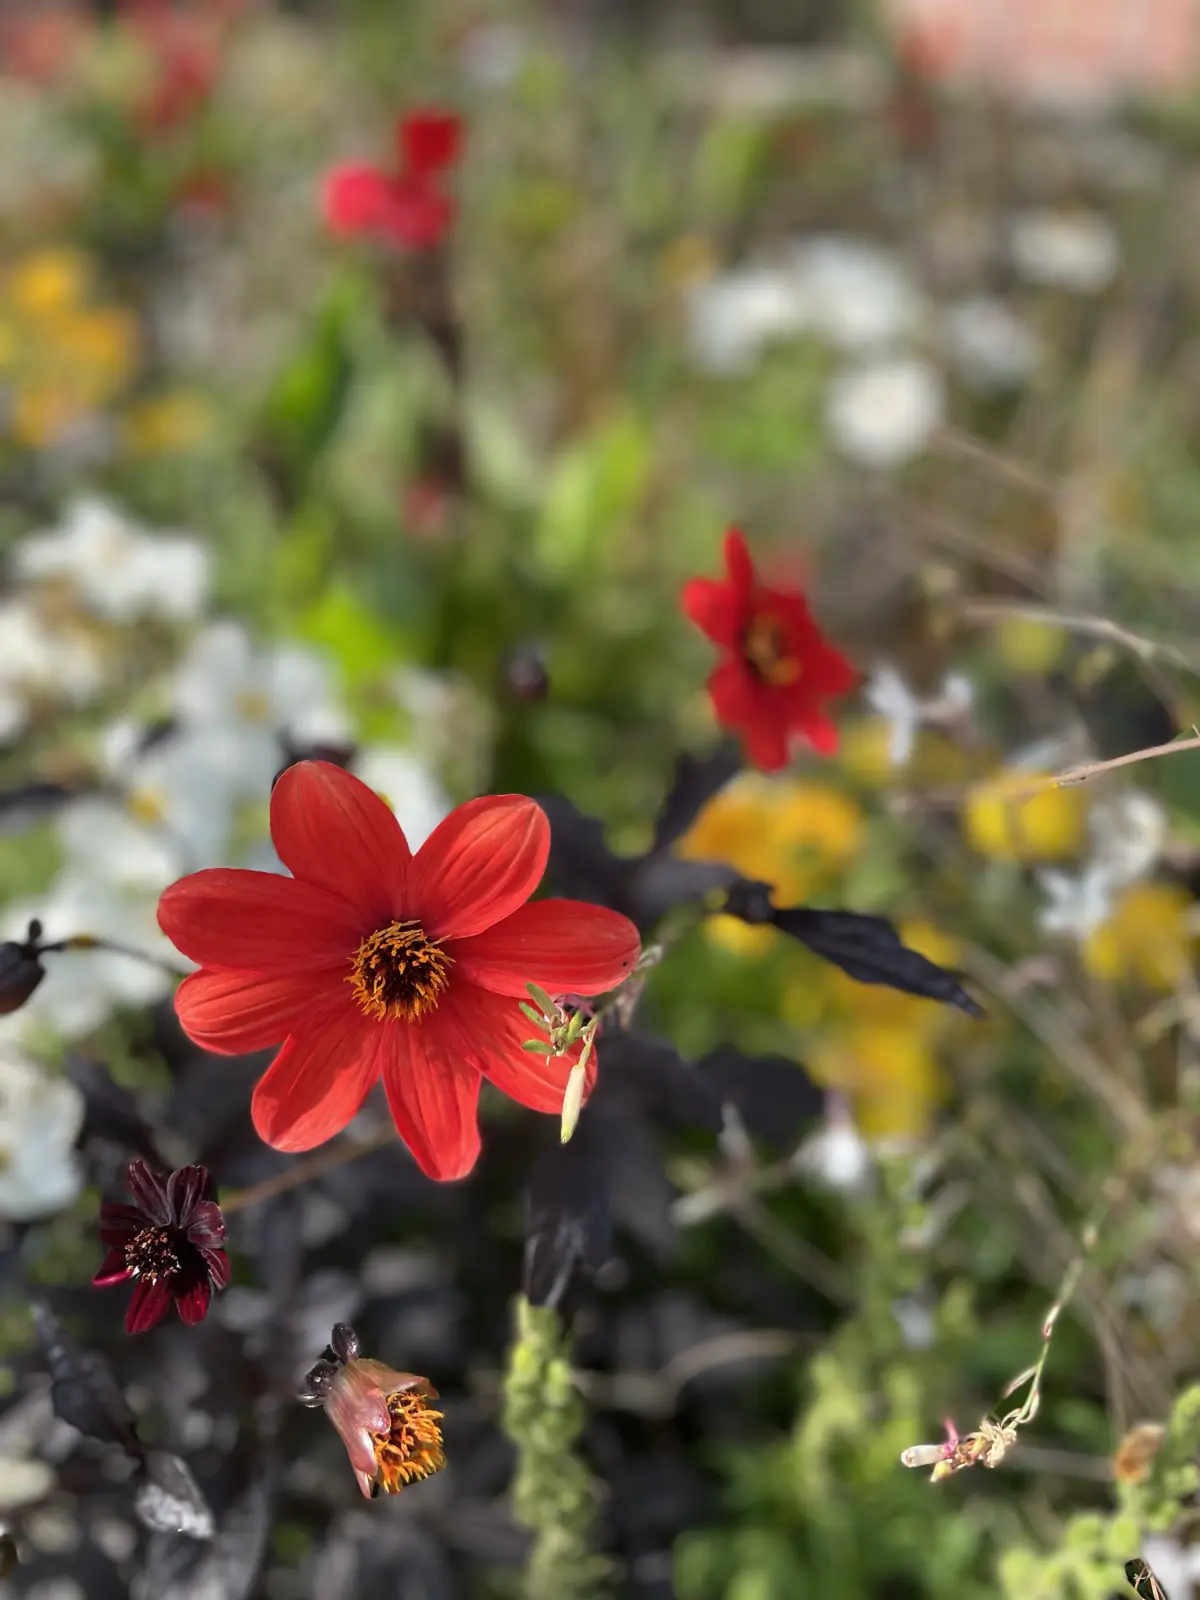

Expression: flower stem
xmin=220 ymin=1127 xmax=397 ymax=1215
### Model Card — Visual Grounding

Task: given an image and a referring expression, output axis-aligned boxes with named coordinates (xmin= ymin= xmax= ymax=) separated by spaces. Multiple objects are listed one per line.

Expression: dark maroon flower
xmin=93 ymin=1160 xmax=230 ymax=1335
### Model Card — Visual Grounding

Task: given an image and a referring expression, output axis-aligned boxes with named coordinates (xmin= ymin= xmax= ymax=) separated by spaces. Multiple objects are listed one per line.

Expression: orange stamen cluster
xmin=349 ymin=921 xmax=452 ymax=1022
xmin=743 ymin=613 xmax=802 ymax=686
xmin=370 ymin=1381 xmax=446 ymax=1497
xmin=124 ymin=1225 xmax=181 ymax=1284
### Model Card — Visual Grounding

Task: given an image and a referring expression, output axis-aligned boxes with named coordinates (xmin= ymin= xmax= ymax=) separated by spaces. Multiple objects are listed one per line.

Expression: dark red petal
xmin=443 ymin=982 xmax=597 ymax=1114
xmin=166 ymin=1166 xmax=208 ymax=1227
xmin=186 ymin=1201 xmax=226 ymax=1251
xmin=158 ymin=869 xmax=366 ymax=974
xmin=174 ymin=968 xmax=341 ymax=1055
xmin=680 ymin=577 xmax=745 ymax=648
xmin=98 ymin=1203 xmax=146 ymax=1244
xmin=399 ymin=108 xmax=463 ymax=175
xmin=379 ymin=1016 xmax=481 ymax=1181
xmin=176 ymin=1277 xmax=211 ymax=1327
xmin=408 ymin=795 xmax=549 ymax=941
xmin=126 ymin=1277 xmax=173 ymax=1334
xmin=270 ymin=761 xmax=409 ymax=928
xmin=250 ymin=1003 xmax=385 ymax=1153
xmin=198 ymin=1246 xmax=231 ymax=1290
xmin=92 ymin=1248 xmax=131 ymax=1287
xmin=793 ymin=708 xmax=840 ymax=755
xmin=322 ymin=163 xmax=395 ymax=235
xmin=451 ymin=900 xmax=640 ymax=998
xmin=723 ymin=527 xmax=756 ymax=592
xmin=126 ymin=1159 xmax=171 ymax=1225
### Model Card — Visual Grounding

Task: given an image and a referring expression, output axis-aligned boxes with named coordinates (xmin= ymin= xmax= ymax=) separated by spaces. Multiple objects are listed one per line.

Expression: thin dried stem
xmin=221 ymin=1126 xmax=397 ymax=1215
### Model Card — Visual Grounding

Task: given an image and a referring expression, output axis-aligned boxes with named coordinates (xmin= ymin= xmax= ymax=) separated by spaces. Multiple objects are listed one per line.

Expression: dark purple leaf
xmin=32 ymin=1301 xmax=139 ymax=1452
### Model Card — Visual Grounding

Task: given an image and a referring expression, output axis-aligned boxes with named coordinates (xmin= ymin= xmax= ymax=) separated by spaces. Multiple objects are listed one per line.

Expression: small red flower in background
xmin=682 ymin=528 xmax=858 ymax=772
xmin=93 ymin=1160 xmax=229 ymax=1334
xmin=157 ymin=762 xmax=640 ymax=1181
xmin=0 ymin=6 xmax=88 ymax=85
xmin=323 ymin=109 xmax=464 ymax=251
xmin=119 ymin=0 xmax=234 ymax=135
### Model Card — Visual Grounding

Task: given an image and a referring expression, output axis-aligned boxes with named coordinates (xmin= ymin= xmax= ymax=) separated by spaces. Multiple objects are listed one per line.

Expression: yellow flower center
xmin=742 ymin=613 xmax=801 ymax=686
xmin=234 ymin=687 xmax=271 ymax=723
xmin=370 ymin=1382 xmax=446 ymax=1497
xmin=348 ymin=921 xmax=452 ymax=1022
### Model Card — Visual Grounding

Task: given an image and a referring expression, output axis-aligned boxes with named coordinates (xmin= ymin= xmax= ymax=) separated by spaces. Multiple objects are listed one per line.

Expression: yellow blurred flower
xmin=678 ymin=776 xmax=866 ymax=957
xmin=963 ymin=771 xmax=1085 ymax=862
xmin=838 ymin=715 xmax=895 ymax=789
xmin=121 ymin=392 xmax=212 ymax=457
xmin=809 ymin=1022 xmax=944 ymax=1141
xmin=0 ymin=248 xmax=140 ymax=450
xmin=1082 ymin=881 xmax=1195 ymax=990
xmin=992 ymin=616 xmax=1068 ymax=676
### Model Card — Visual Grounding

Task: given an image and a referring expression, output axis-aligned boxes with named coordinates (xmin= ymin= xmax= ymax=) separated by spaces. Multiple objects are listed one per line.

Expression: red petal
xmin=199 ymin=1247 xmax=231 ymax=1289
xmin=185 ymin=1201 xmax=225 ymax=1249
xmin=158 ymin=869 xmax=366 ymax=973
xmin=250 ymin=1003 xmax=385 ymax=1153
xmin=176 ymin=1278 xmax=212 ymax=1327
xmin=680 ymin=577 xmax=745 ymax=648
xmin=379 ymin=1016 xmax=481 ymax=1181
xmin=723 ymin=527 xmax=756 ymax=591
xmin=174 ymin=968 xmax=343 ymax=1055
xmin=92 ymin=1248 xmax=131 ymax=1287
xmin=743 ymin=714 xmax=791 ymax=773
xmin=408 ymin=795 xmax=549 ymax=940
xmin=165 ymin=1166 xmax=208 ymax=1226
xmin=126 ymin=1278 xmax=173 ymax=1334
xmin=126 ymin=1159 xmax=171 ymax=1224
xmin=795 ymin=708 xmax=840 ymax=755
xmin=322 ymin=163 xmax=394 ymax=235
xmin=399 ymin=108 xmax=463 ymax=176
xmin=98 ymin=1203 xmax=146 ymax=1245
xmin=706 ymin=656 xmax=758 ymax=727
xmin=451 ymin=900 xmax=640 ymax=998
xmin=270 ymin=761 xmax=408 ymax=928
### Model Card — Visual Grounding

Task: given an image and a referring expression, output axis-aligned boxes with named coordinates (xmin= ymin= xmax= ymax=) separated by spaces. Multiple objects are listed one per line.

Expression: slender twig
xmin=959 ymin=597 xmax=1200 ymax=674
xmin=1050 ymin=731 xmax=1200 ymax=788
xmin=221 ymin=1126 xmax=397 ymax=1215
xmin=932 ymin=427 xmax=1059 ymax=499
xmin=45 ymin=933 xmax=190 ymax=979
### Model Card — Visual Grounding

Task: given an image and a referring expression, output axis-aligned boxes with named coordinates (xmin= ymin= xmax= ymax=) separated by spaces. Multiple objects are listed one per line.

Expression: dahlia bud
xmin=300 ymin=1323 xmax=445 ymax=1500
xmin=0 ymin=920 xmax=47 ymax=1015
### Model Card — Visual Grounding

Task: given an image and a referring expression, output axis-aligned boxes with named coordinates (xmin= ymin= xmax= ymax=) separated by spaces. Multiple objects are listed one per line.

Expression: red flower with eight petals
xmin=323 ymin=108 xmax=464 ymax=251
xmin=157 ymin=762 xmax=640 ymax=1181
xmin=682 ymin=528 xmax=858 ymax=772
xmin=93 ymin=1160 xmax=229 ymax=1334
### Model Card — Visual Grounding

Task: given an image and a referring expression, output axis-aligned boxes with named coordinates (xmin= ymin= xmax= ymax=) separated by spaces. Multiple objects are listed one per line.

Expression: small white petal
xmin=826 ymin=358 xmax=943 ymax=468
xmin=1009 ymin=211 xmax=1120 ymax=293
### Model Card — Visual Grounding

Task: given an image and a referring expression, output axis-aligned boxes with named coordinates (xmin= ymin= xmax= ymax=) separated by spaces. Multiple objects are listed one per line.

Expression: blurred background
xmin=4 ymin=0 xmax=1200 ymax=1596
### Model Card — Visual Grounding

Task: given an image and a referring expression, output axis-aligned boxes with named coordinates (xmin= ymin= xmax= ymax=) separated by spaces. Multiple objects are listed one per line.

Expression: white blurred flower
xmin=685 ymin=265 xmax=809 ymax=375
xmin=826 ymin=357 xmax=943 ymax=468
xmin=793 ymin=1097 xmax=872 ymax=1193
xmin=101 ymin=723 xmax=246 ymax=870
xmin=865 ymin=665 xmax=973 ymax=766
xmin=1038 ymin=791 xmax=1166 ymax=940
xmin=351 ymin=748 xmax=451 ymax=853
xmin=0 ymin=1049 xmax=83 ymax=1219
xmin=57 ymin=797 xmax=184 ymax=894
xmin=942 ymin=296 xmax=1039 ymax=392
xmin=16 ymin=497 xmax=210 ymax=623
xmin=1009 ymin=211 xmax=1120 ymax=292
xmin=790 ymin=236 xmax=922 ymax=350
xmin=0 ymin=596 xmax=106 ymax=719
xmin=1090 ymin=792 xmax=1166 ymax=884
xmin=457 ymin=21 xmax=526 ymax=87
xmin=1036 ymin=865 xmax=1115 ymax=939
xmin=170 ymin=622 xmax=351 ymax=800
xmin=393 ymin=667 xmax=495 ymax=796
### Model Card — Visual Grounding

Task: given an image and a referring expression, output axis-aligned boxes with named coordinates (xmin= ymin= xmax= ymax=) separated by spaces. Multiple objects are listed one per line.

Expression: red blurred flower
xmin=157 ymin=762 xmax=640 ymax=1181
xmin=120 ymin=0 xmax=226 ymax=135
xmin=682 ymin=528 xmax=858 ymax=772
xmin=323 ymin=108 xmax=464 ymax=250
xmin=0 ymin=6 xmax=88 ymax=85
xmin=93 ymin=1160 xmax=230 ymax=1334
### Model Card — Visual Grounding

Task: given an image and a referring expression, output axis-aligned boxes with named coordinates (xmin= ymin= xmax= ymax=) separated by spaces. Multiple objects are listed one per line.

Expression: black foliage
xmin=0 ymin=780 xmax=79 ymax=833
xmin=539 ymin=740 xmax=742 ymax=930
xmin=32 ymin=1301 xmax=139 ymax=1453
xmin=521 ymin=1028 xmax=825 ymax=1308
xmin=723 ymin=879 xmax=985 ymax=1017
xmin=133 ymin=1450 xmax=215 ymax=1540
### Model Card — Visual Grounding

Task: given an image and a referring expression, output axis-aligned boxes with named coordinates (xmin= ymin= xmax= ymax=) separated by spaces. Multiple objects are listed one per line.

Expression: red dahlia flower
xmin=93 ymin=1160 xmax=229 ymax=1334
xmin=682 ymin=528 xmax=858 ymax=772
xmin=323 ymin=108 xmax=464 ymax=251
xmin=157 ymin=762 xmax=640 ymax=1181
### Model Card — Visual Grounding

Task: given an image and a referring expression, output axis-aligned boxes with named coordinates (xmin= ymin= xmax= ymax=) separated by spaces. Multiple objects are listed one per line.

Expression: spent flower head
xmin=299 ymin=1322 xmax=445 ymax=1500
